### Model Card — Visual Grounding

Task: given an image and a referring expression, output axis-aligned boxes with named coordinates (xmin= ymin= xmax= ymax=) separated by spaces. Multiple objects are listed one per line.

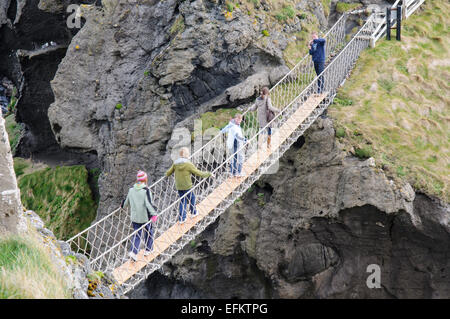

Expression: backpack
xmin=265 ymin=97 xmax=275 ymax=123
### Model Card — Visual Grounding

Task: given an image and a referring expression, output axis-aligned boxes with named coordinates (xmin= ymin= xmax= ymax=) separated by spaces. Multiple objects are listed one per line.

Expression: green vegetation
xmin=65 ymin=255 xmax=77 ymax=264
xmin=169 ymin=15 xmax=185 ymax=35
xmin=298 ymin=11 xmax=307 ymax=20
xmin=196 ymin=107 xmax=260 ymax=140
xmin=282 ymin=19 xmax=320 ymax=67
xmin=198 ymin=108 xmax=240 ymax=133
xmin=13 ymin=158 xmax=29 ymax=178
xmin=4 ymin=114 xmax=23 ymax=154
xmin=336 ymin=2 xmax=362 ymax=13
xmin=377 ymin=78 xmax=396 ymax=93
xmin=322 ymin=0 xmax=332 ymax=17
xmin=115 ymin=103 xmax=123 ymax=110
xmin=329 ymin=0 xmax=450 ymax=200
xmin=354 ymin=146 xmax=373 ymax=159
xmin=87 ymin=271 xmax=105 ymax=282
xmin=8 ymin=94 xmax=17 ymax=114
xmin=229 ymin=0 xmax=320 ymax=66
xmin=334 ymin=95 xmax=353 ymax=106
xmin=4 ymin=87 xmax=18 ymax=115
xmin=257 ymin=192 xmax=265 ymax=206
xmin=335 ymin=127 xmax=346 ymax=138
xmin=275 ymin=5 xmax=296 ymax=22
xmin=13 ymin=158 xmax=47 ymax=179
xmin=15 ymin=161 xmax=98 ymax=240
xmin=226 ymin=2 xmax=235 ymax=12
xmin=89 ymin=167 xmax=101 ymax=205
xmin=0 ymin=233 xmax=71 ymax=298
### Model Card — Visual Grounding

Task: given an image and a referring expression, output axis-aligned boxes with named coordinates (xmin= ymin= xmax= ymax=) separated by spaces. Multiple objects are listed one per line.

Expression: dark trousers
xmin=131 ymin=222 xmax=154 ymax=254
xmin=231 ymin=139 xmax=243 ymax=175
xmin=178 ymin=189 xmax=197 ymax=222
xmin=314 ymin=62 xmax=325 ymax=93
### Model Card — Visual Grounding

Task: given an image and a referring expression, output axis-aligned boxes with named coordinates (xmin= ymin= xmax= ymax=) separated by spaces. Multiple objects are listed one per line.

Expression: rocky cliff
xmin=47 ymin=0 xmax=300 ymax=220
xmin=5 ymin=0 xmax=387 ymax=219
xmin=0 ymin=0 xmax=87 ymax=156
xmin=1 ymin=107 xmax=117 ymax=299
xmin=129 ymin=118 xmax=450 ymax=299
xmin=0 ymin=108 xmax=22 ymax=234
xmin=3 ymin=0 xmax=448 ymax=299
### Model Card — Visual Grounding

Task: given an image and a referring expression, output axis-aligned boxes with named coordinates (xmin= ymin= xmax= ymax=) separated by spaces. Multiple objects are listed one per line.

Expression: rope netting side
xmin=66 ymin=14 xmax=349 ymax=259
xmin=106 ymin=15 xmax=377 ymax=294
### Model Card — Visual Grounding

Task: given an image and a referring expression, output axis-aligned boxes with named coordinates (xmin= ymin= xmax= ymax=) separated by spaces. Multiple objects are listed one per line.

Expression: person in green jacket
xmin=166 ymin=147 xmax=212 ymax=224
xmin=122 ymin=170 xmax=158 ymax=261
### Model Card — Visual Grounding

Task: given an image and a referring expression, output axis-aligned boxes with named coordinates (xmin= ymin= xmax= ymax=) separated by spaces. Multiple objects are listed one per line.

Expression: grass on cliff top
xmin=0 ymin=232 xmax=71 ymax=299
xmin=335 ymin=2 xmax=362 ymax=13
xmin=15 ymin=158 xmax=98 ymax=241
xmin=198 ymin=108 xmax=240 ymax=133
xmin=4 ymin=114 xmax=23 ymax=154
xmin=232 ymin=0 xmax=321 ymax=67
xmin=329 ymin=0 xmax=450 ymax=201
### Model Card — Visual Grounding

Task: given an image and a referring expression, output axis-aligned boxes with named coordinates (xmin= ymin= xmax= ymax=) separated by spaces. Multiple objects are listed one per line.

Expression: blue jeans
xmin=314 ymin=62 xmax=325 ymax=93
xmin=178 ymin=190 xmax=197 ymax=222
xmin=131 ymin=222 xmax=154 ymax=254
xmin=230 ymin=139 xmax=243 ymax=175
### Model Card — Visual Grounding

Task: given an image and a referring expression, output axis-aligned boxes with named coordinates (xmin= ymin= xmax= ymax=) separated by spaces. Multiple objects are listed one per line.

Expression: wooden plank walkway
xmin=112 ymin=93 xmax=327 ymax=284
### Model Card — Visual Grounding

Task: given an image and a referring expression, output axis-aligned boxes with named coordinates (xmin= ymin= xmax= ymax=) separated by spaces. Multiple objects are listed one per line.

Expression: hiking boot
xmin=144 ymin=249 xmax=153 ymax=257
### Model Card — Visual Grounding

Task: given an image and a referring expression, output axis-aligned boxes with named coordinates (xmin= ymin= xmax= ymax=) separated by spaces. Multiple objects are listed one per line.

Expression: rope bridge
xmin=66 ymin=3 xmax=423 ymax=295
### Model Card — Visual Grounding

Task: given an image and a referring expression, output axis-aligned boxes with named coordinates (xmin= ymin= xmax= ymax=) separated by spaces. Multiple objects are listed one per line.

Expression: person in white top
xmin=221 ymin=113 xmax=246 ymax=177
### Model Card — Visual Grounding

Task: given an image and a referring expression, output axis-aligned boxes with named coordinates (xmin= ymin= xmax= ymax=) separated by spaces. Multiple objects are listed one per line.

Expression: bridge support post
xmin=396 ymin=4 xmax=402 ymax=41
xmin=386 ymin=7 xmax=391 ymax=41
xmin=370 ymin=36 xmax=375 ymax=48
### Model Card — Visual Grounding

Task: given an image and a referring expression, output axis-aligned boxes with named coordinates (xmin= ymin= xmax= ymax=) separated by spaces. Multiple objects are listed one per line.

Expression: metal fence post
xmin=386 ymin=7 xmax=391 ymax=41
xmin=396 ymin=4 xmax=402 ymax=41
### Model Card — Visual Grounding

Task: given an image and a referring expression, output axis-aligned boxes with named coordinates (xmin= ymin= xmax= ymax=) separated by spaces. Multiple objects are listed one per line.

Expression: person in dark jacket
xmin=309 ymin=32 xmax=326 ymax=94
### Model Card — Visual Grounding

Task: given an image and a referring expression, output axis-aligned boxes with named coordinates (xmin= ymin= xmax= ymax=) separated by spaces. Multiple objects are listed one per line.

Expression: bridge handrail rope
xmin=67 ymin=13 xmax=368 ymax=290
xmin=66 ymin=14 xmax=348 ymax=245
xmin=119 ymin=17 xmax=371 ymax=289
xmin=89 ymin=29 xmax=362 ymax=263
xmin=89 ymin=65 xmax=343 ymax=266
xmin=97 ymin=14 xmax=374 ymax=290
xmin=65 ymin=1 xmax=425 ymax=293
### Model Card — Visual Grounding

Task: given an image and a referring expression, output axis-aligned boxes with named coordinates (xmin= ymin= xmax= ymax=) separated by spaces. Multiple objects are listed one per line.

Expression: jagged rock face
xmin=0 ymin=109 xmax=21 ymax=234
xmin=130 ymin=118 xmax=450 ymax=299
xmin=0 ymin=0 xmax=83 ymax=156
xmin=0 ymin=1 xmax=10 ymax=27
xmin=48 ymin=0 xmax=292 ymax=218
xmin=15 ymin=47 xmax=68 ymax=155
